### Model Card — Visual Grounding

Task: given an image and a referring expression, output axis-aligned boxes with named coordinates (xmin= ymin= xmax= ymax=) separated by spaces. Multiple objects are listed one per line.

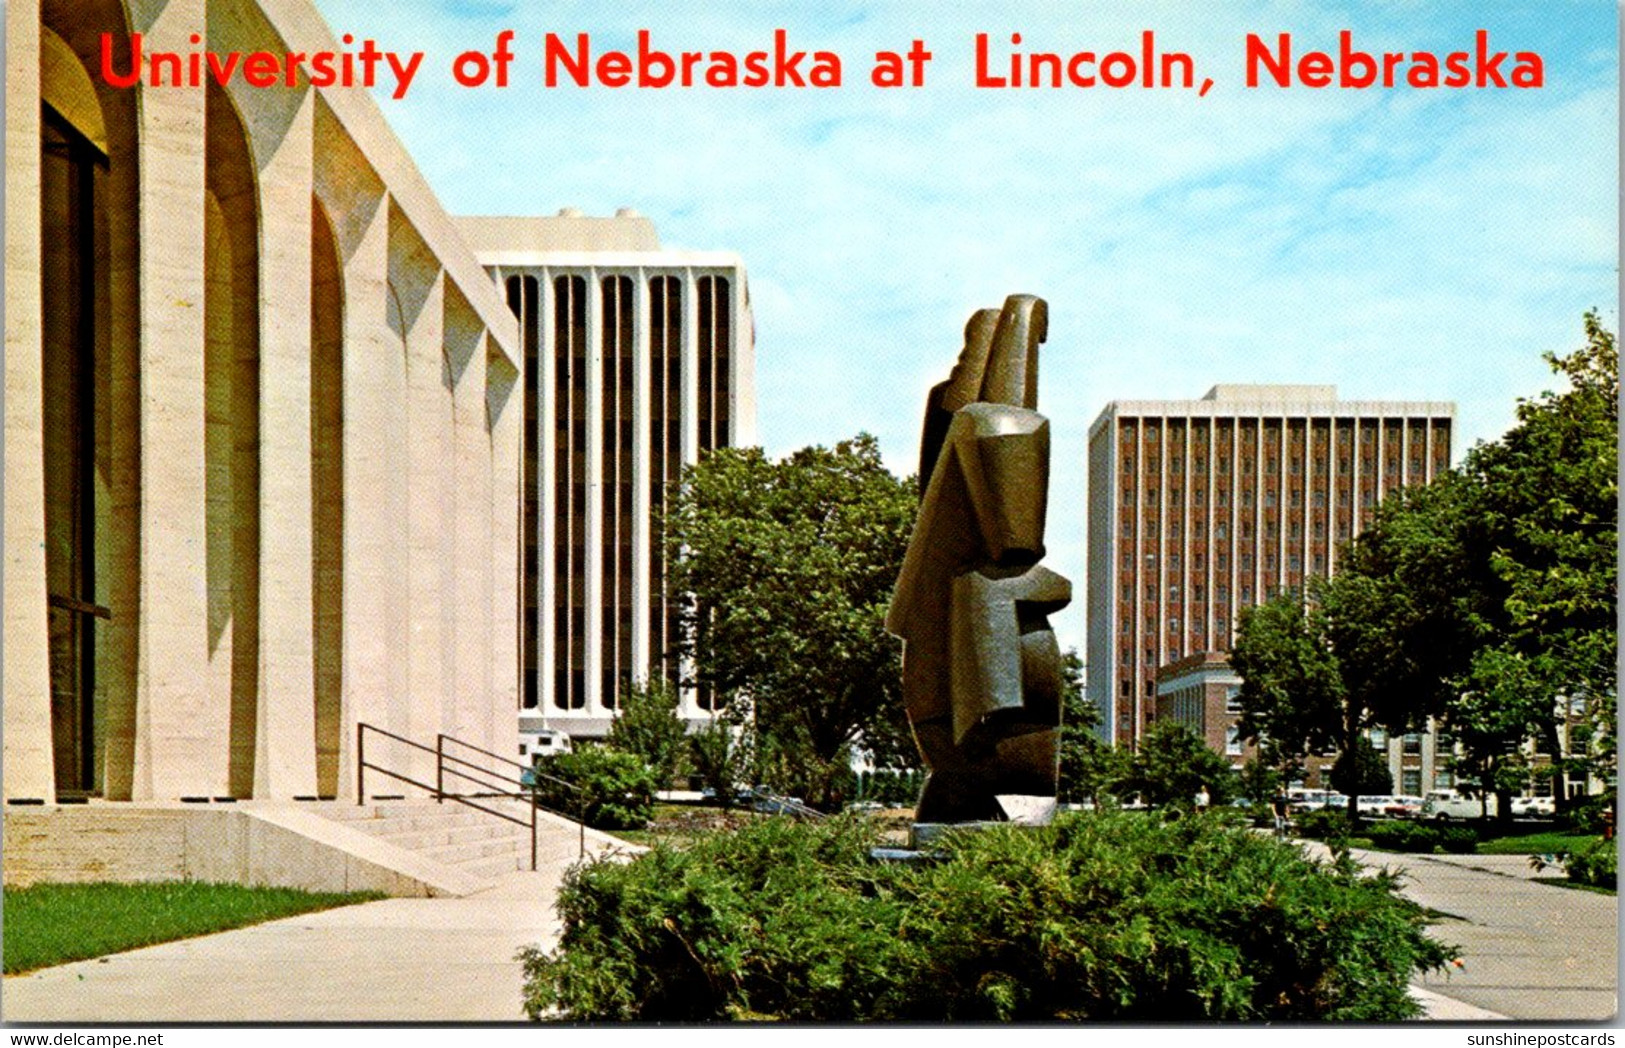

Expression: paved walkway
xmin=2 ymin=871 xmax=565 ymax=1023
xmin=4 ymin=844 xmax=1616 ymax=1022
xmin=1312 ymin=845 xmax=1616 ymax=1021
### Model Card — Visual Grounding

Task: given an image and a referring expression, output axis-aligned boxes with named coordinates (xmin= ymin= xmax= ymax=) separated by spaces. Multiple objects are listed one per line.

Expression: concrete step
xmin=459 ymin=852 xmax=538 ymax=879
xmin=328 ymin=800 xmax=524 ymax=822
xmin=284 ymin=796 xmax=626 ymax=891
xmin=424 ymin=833 xmax=536 ymax=867
xmin=367 ymin=819 xmax=535 ymax=851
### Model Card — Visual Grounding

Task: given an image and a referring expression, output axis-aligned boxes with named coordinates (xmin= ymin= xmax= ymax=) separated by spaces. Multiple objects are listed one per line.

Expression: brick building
xmin=1086 ymin=385 xmax=1455 ymax=750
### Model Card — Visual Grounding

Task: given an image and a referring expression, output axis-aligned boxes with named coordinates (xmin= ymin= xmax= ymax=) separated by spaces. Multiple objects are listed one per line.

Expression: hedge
xmin=520 ymin=810 xmax=1454 ymax=1021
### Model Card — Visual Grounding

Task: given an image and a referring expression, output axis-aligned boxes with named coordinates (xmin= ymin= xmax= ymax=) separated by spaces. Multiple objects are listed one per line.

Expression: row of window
xmin=1125 ymin=453 xmax=1432 ymax=476
xmin=1124 ymin=420 xmax=1448 ymax=441
xmin=1123 ymin=483 xmax=1400 ymax=508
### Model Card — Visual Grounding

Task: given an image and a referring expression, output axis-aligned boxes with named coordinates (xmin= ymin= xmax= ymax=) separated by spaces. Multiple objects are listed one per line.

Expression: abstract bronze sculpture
xmin=886 ymin=294 xmax=1071 ymax=824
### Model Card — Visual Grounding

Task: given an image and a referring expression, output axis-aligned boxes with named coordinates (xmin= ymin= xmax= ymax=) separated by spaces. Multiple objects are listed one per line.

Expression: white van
xmin=1423 ymin=788 xmax=1496 ymax=820
xmin=518 ymin=727 xmax=572 ymax=761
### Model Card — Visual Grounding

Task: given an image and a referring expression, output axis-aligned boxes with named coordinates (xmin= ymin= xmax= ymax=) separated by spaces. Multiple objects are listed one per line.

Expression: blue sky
xmin=312 ymin=1 xmax=1617 ymax=654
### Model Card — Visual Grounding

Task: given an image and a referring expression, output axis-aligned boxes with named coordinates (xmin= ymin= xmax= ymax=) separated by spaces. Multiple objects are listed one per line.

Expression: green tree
xmin=604 ymin=679 xmax=688 ymax=789
xmin=1057 ymin=650 xmax=1125 ymax=805
xmin=1237 ymin=757 xmax=1282 ymax=806
xmin=1230 ymin=592 xmax=1343 ymax=765
xmin=1457 ymin=313 xmax=1618 ymax=800
xmin=1329 ymin=736 xmax=1394 ymax=798
xmin=1335 ymin=314 xmax=1618 ymax=819
xmin=1230 ymin=588 xmax=1364 ymax=820
xmin=1118 ymin=720 xmax=1234 ymax=809
xmin=663 ymin=435 xmax=919 ymax=808
xmin=687 ymin=717 xmax=752 ymax=806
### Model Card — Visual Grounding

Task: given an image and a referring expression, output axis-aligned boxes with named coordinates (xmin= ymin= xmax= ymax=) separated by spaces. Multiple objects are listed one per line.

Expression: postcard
xmin=3 ymin=0 xmax=1616 ymax=1033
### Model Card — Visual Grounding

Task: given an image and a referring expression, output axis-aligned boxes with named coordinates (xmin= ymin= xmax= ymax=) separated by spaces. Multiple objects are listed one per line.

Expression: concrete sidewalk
xmin=2 ymin=871 xmax=566 ymax=1023
xmin=4 ymin=842 xmax=1615 ymax=1022
xmin=1352 ymin=846 xmax=1618 ymax=1022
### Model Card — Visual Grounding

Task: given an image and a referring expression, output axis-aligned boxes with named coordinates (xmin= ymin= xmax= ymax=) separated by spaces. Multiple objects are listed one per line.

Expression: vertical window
xmin=554 ymin=275 xmax=588 ymax=709
xmin=599 ymin=276 xmax=634 ymax=709
xmin=508 ymin=275 xmax=541 ymax=708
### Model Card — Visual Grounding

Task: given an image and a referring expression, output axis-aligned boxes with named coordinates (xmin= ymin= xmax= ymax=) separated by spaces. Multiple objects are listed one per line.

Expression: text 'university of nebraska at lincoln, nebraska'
xmin=94 ymin=27 xmax=1543 ymax=95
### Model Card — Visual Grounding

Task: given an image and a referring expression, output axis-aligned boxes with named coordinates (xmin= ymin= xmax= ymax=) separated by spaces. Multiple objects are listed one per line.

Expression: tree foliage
xmin=1329 ymin=736 xmax=1394 ymax=799
xmin=663 ymin=434 xmax=919 ymax=807
xmin=1230 ymin=592 xmax=1345 ymax=761
xmin=686 ymin=717 xmax=753 ymax=805
xmin=604 ymin=678 xmax=688 ymax=788
xmin=1232 ymin=314 xmax=1617 ymax=819
xmin=1117 ymin=721 xmax=1235 ymax=808
xmin=1344 ymin=314 xmax=1617 ymax=809
xmin=1056 ymin=650 xmax=1124 ymax=804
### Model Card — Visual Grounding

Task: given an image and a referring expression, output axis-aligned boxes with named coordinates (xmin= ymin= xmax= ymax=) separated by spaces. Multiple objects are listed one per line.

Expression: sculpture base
xmin=909 ymin=820 xmax=1004 ymax=849
xmin=868 ymin=846 xmax=939 ymax=865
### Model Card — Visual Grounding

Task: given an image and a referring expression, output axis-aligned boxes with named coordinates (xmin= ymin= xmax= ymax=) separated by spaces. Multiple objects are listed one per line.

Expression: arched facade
xmin=4 ymin=0 xmax=521 ymax=804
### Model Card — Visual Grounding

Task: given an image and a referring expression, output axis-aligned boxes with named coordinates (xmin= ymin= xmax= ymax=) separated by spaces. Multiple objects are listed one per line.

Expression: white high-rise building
xmin=458 ymin=211 xmax=757 ymax=737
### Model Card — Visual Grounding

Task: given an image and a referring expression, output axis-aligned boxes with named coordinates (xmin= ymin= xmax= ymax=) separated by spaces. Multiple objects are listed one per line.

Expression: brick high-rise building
xmin=1086 ymin=385 xmax=1454 ymax=748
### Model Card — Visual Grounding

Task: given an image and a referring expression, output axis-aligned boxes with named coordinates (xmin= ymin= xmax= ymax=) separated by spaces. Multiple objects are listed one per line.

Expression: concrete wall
xmin=3 ymin=806 xmax=476 ymax=897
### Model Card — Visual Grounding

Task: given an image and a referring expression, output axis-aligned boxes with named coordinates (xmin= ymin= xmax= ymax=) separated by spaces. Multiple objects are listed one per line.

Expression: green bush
xmin=1561 ymin=794 xmax=1615 ymax=835
xmin=521 ymin=811 xmax=1453 ymax=1021
xmin=536 ymin=746 xmax=658 ymax=831
xmin=1364 ymin=820 xmax=1442 ymax=853
xmin=1438 ymin=826 xmax=1480 ymax=854
xmin=1292 ymin=808 xmax=1352 ymax=841
xmin=1565 ymin=838 xmax=1618 ymax=889
xmin=604 ymin=680 xmax=688 ymax=788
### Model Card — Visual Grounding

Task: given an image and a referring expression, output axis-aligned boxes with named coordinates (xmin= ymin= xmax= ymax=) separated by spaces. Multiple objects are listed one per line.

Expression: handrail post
xmin=356 ymin=722 xmax=365 ymax=806
xmin=530 ymin=801 xmax=538 ymax=872
xmin=579 ymin=794 xmax=585 ymax=859
xmin=436 ymin=734 xmax=444 ymax=804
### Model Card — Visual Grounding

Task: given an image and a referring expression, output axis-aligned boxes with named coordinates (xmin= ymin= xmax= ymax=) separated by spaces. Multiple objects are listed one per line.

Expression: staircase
xmin=321 ymin=798 xmax=610 ymax=882
xmin=313 ymin=723 xmax=642 ymax=893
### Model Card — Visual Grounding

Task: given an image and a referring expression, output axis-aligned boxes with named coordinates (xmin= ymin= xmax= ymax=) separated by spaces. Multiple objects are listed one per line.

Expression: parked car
xmin=1292 ymin=789 xmax=1352 ymax=812
xmin=844 ymin=800 xmax=885 ymax=814
xmin=1511 ymin=795 xmax=1556 ymax=818
xmin=1357 ymin=795 xmax=1397 ymax=818
xmin=1423 ymin=788 xmax=1497 ymax=820
xmin=1386 ymin=795 xmax=1425 ymax=819
xmin=1286 ymin=788 xmax=1332 ymax=811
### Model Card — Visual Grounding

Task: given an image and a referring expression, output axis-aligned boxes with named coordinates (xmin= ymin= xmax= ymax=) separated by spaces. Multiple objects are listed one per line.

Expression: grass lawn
xmin=1475 ymin=831 xmax=1601 ymax=855
xmin=1530 ymin=876 xmax=1617 ymax=896
xmin=615 ymin=803 xmax=767 ymax=848
xmin=4 ymin=881 xmax=384 ymax=975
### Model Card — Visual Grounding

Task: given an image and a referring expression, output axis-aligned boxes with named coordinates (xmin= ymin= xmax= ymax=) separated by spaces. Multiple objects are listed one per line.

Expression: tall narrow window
xmin=42 ymin=107 xmax=108 ymax=794
xmin=599 ymin=276 xmax=634 ymax=709
xmin=553 ymin=276 xmax=588 ymax=709
xmin=648 ymin=276 xmax=681 ymax=683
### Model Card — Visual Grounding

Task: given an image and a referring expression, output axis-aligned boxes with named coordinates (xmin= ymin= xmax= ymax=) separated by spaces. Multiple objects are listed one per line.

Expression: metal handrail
xmin=743 ymin=785 xmax=827 ymax=820
xmin=356 ymin=722 xmax=588 ymax=867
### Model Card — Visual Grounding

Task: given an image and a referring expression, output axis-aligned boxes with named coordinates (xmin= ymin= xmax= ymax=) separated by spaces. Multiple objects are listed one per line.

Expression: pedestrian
xmin=1194 ymin=784 xmax=1210 ymax=813
xmin=1271 ymin=792 xmax=1290 ymax=839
